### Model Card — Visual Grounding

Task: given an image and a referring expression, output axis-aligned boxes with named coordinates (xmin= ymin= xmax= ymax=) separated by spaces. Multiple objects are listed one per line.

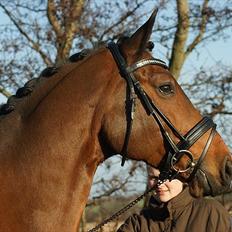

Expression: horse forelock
xmin=0 ymin=47 xmax=102 ymax=118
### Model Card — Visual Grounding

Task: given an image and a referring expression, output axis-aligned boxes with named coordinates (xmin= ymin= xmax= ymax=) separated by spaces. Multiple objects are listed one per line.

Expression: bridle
xmin=88 ymin=42 xmax=216 ymax=232
xmin=108 ymin=41 xmax=217 ymax=183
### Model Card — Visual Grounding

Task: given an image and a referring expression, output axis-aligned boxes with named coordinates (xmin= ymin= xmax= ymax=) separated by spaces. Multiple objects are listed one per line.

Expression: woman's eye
xmin=158 ymin=84 xmax=174 ymax=95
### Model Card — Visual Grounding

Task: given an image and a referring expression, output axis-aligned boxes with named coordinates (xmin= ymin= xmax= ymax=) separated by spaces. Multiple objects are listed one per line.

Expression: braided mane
xmin=0 ymin=39 xmax=153 ymax=118
xmin=0 ymin=49 xmax=91 ymax=117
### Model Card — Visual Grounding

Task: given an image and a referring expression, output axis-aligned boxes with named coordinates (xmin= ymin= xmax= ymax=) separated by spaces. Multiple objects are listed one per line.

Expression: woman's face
xmin=148 ymin=168 xmax=183 ymax=202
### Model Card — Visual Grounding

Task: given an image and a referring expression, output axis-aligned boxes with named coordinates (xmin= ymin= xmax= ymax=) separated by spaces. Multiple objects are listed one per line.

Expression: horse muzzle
xmin=199 ymin=155 xmax=232 ymax=196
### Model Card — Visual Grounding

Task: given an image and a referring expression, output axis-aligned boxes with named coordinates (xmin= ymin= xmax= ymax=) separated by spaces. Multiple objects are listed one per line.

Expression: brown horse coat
xmin=0 ymin=9 xmax=231 ymax=232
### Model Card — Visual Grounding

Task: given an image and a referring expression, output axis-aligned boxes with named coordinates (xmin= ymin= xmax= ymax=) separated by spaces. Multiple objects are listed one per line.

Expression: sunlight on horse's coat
xmin=0 ymin=9 xmax=231 ymax=232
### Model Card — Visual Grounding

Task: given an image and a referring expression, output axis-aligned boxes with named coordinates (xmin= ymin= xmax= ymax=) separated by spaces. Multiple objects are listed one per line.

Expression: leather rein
xmin=107 ymin=41 xmax=217 ymax=183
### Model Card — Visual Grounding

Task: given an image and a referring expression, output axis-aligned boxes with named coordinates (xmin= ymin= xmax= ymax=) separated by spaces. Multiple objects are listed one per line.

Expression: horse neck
xmin=4 ymin=49 xmax=117 ymax=231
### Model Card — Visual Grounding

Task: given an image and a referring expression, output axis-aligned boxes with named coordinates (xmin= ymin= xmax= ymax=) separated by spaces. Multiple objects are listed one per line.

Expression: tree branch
xmin=0 ymin=3 xmax=53 ymax=66
xmin=62 ymin=0 xmax=85 ymax=60
xmin=169 ymin=0 xmax=189 ymax=79
xmin=0 ymin=86 xmax=11 ymax=98
xmin=47 ymin=0 xmax=62 ymax=39
xmin=186 ymin=0 xmax=209 ymax=55
xmin=99 ymin=2 xmax=143 ymax=41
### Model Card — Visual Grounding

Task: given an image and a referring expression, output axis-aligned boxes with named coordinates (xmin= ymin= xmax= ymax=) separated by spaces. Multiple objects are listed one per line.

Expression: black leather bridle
xmin=107 ymin=41 xmax=216 ymax=183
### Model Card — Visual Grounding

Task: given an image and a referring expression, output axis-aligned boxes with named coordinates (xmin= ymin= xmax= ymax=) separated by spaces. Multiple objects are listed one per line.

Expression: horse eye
xmin=158 ymin=84 xmax=174 ymax=95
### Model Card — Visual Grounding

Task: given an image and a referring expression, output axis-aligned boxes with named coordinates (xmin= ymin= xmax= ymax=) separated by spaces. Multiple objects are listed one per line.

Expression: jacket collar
xmin=167 ymin=187 xmax=193 ymax=219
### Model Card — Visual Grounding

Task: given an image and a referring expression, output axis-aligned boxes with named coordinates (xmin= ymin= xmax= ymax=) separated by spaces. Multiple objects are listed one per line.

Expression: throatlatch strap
xmin=108 ymin=42 xmax=135 ymax=166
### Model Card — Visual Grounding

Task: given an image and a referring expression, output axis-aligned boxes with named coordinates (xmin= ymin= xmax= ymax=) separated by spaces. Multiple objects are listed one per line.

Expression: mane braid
xmin=69 ymin=49 xmax=90 ymax=62
xmin=0 ymin=48 xmax=93 ymax=117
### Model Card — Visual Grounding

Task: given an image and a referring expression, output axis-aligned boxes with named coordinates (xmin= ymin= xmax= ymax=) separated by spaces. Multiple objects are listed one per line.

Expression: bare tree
xmin=0 ymin=0 xmax=231 ymax=230
xmin=154 ymin=0 xmax=232 ymax=80
xmin=1 ymin=0 xmax=231 ymax=95
xmin=0 ymin=0 xmax=152 ymax=96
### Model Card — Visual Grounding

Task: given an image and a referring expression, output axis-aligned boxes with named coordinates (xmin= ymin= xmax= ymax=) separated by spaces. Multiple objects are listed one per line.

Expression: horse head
xmin=100 ymin=9 xmax=232 ymax=197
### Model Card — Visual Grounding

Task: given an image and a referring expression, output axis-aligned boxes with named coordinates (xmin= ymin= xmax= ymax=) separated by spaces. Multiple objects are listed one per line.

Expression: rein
xmin=87 ymin=185 xmax=157 ymax=232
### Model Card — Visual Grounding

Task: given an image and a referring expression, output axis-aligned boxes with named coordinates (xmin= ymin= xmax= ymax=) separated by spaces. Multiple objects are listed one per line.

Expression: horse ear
xmin=119 ymin=8 xmax=158 ymax=63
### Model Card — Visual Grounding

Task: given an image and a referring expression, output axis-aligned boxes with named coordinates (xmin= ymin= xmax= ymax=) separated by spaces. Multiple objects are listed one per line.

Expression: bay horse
xmin=0 ymin=9 xmax=231 ymax=232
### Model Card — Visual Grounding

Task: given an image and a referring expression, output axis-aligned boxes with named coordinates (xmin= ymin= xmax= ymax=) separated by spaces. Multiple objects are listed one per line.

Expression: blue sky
xmin=0 ymin=4 xmax=231 ymax=196
xmin=0 ymin=4 xmax=232 ymax=102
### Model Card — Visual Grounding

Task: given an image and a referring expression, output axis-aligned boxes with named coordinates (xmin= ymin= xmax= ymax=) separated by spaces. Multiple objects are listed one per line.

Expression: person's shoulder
xmin=194 ymin=197 xmax=232 ymax=231
xmin=193 ymin=196 xmax=219 ymax=206
xmin=193 ymin=196 xmax=229 ymax=213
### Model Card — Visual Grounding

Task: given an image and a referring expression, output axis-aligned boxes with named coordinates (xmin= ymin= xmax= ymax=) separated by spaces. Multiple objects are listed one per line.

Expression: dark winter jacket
xmin=117 ymin=187 xmax=232 ymax=232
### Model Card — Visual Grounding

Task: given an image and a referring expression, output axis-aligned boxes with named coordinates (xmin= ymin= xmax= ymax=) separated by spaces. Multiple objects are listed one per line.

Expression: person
xmin=117 ymin=167 xmax=232 ymax=232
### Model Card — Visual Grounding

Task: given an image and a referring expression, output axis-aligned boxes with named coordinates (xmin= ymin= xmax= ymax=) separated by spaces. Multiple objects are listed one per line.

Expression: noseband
xmin=108 ymin=42 xmax=216 ymax=183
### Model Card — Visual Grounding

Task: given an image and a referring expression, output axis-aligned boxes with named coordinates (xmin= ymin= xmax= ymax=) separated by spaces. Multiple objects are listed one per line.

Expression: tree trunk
xmin=169 ymin=0 xmax=189 ymax=80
